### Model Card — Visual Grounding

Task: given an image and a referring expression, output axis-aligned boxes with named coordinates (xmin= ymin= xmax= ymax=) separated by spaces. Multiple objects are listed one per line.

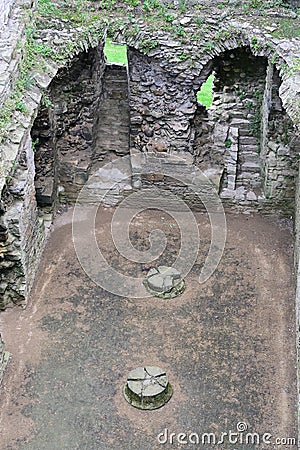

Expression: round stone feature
xmin=143 ymin=266 xmax=185 ymax=298
xmin=124 ymin=366 xmax=173 ymax=410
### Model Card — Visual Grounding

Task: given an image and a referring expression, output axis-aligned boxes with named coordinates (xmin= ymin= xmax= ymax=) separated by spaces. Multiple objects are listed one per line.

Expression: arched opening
xmin=192 ymin=46 xmax=299 ymax=214
xmin=31 ymin=42 xmax=131 ymax=214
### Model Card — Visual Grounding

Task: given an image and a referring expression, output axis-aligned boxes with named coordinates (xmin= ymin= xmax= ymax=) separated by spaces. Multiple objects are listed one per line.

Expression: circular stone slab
xmin=123 ymin=366 xmax=173 ymax=410
xmin=143 ymin=266 xmax=185 ymax=298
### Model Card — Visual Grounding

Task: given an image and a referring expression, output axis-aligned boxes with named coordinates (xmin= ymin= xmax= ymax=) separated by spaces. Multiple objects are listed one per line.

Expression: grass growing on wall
xmin=104 ymin=39 xmax=128 ymax=64
xmin=197 ymin=74 xmax=214 ymax=108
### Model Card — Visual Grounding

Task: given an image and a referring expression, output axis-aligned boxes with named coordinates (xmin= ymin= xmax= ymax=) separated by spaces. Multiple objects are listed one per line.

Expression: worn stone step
xmin=238 ymin=129 xmax=252 ymax=137
xmin=240 ymin=162 xmax=261 ymax=172
xmin=104 ymin=80 xmax=128 ymax=87
xmin=239 ymin=136 xmax=259 ymax=146
xmin=239 ymin=143 xmax=259 ymax=152
xmin=105 ymin=77 xmax=128 ymax=84
xmin=98 ymin=111 xmax=129 ymax=118
xmin=97 ymin=118 xmax=129 ymax=125
xmin=97 ymin=117 xmax=129 ymax=124
xmin=97 ymin=129 xmax=129 ymax=136
xmin=228 ymin=111 xmax=247 ymax=119
xmin=97 ymin=139 xmax=129 ymax=146
xmin=230 ymin=118 xmax=250 ymax=126
xmin=236 ymin=172 xmax=261 ymax=181
xmin=98 ymin=110 xmax=129 ymax=115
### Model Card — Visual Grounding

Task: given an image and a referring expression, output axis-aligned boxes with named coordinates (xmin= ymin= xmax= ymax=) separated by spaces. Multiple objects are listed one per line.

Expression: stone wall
xmin=262 ymin=67 xmax=300 ymax=213
xmin=127 ymin=47 xmax=203 ymax=155
xmin=0 ymin=0 xmax=14 ymax=31
xmin=0 ymin=0 xmax=28 ymax=110
xmin=0 ymin=131 xmax=44 ymax=309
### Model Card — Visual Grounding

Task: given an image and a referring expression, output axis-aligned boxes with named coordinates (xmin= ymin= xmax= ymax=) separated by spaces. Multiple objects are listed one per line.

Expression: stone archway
xmin=191 ymin=47 xmax=299 ymax=214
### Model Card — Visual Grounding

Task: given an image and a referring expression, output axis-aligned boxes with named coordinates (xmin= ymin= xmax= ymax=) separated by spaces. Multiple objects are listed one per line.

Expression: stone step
xmin=228 ymin=111 xmax=248 ymax=119
xmin=236 ymin=172 xmax=261 ymax=181
xmin=240 ymin=163 xmax=261 ymax=173
xmin=239 ymin=144 xmax=259 ymax=152
xmin=97 ymin=137 xmax=129 ymax=144
xmin=97 ymin=132 xmax=128 ymax=138
xmin=97 ymin=128 xmax=129 ymax=136
xmin=97 ymin=119 xmax=129 ymax=126
xmin=98 ymin=101 xmax=129 ymax=107
xmin=239 ymin=157 xmax=260 ymax=167
xmin=97 ymin=111 xmax=129 ymax=118
xmin=104 ymin=89 xmax=128 ymax=96
xmin=238 ymin=129 xmax=252 ymax=137
xmin=105 ymin=77 xmax=128 ymax=84
xmin=97 ymin=140 xmax=129 ymax=148
xmin=105 ymin=66 xmax=127 ymax=75
xmin=97 ymin=136 xmax=129 ymax=142
xmin=239 ymin=137 xmax=259 ymax=146
xmin=97 ymin=140 xmax=129 ymax=146
xmin=97 ymin=109 xmax=129 ymax=116
xmin=97 ymin=118 xmax=129 ymax=125
xmin=105 ymin=74 xmax=128 ymax=82
xmin=230 ymin=118 xmax=250 ymax=126
xmin=102 ymin=94 xmax=128 ymax=101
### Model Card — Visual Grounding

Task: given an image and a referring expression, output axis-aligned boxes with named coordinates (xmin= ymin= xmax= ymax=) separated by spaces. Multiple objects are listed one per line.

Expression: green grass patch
xmin=197 ymin=74 xmax=214 ymax=108
xmin=104 ymin=38 xmax=127 ymax=64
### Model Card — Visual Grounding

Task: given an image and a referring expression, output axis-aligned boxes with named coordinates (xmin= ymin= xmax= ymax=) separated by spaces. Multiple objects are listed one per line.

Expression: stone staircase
xmin=230 ymin=109 xmax=262 ymax=193
xmin=85 ymin=63 xmax=132 ymax=206
xmin=94 ymin=63 xmax=130 ymax=157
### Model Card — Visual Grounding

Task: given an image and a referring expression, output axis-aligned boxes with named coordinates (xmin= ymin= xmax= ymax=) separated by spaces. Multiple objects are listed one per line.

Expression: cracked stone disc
xmin=123 ymin=366 xmax=173 ymax=410
xmin=143 ymin=266 xmax=185 ymax=299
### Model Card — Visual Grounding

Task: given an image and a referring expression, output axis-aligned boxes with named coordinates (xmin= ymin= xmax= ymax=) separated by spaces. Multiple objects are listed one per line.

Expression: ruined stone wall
xmin=0 ymin=131 xmax=44 ymax=309
xmin=0 ymin=0 xmax=14 ymax=31
xmin=0 ymin=0 xmax=28 ymax=109
xmin=262 ymin=67 xmax=299 ymax=213
xmin=128 ymin=47 xmax=201 ymax=155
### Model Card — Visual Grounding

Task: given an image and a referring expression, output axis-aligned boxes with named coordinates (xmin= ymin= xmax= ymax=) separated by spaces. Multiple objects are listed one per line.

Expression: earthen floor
xmin=0 ymin=207 xmax=297 ymax=449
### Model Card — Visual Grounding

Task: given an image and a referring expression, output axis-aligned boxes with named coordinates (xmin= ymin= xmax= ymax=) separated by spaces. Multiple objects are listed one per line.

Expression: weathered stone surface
xmin=144 ymin=266 xmax=185 ymax=298
xmin=0 ymin=334 xmax=9 ymax=385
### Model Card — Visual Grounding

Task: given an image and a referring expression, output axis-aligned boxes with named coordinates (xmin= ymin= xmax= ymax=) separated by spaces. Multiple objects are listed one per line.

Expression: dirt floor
xmin=0 ymin=207 xmax=298 ymax=449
